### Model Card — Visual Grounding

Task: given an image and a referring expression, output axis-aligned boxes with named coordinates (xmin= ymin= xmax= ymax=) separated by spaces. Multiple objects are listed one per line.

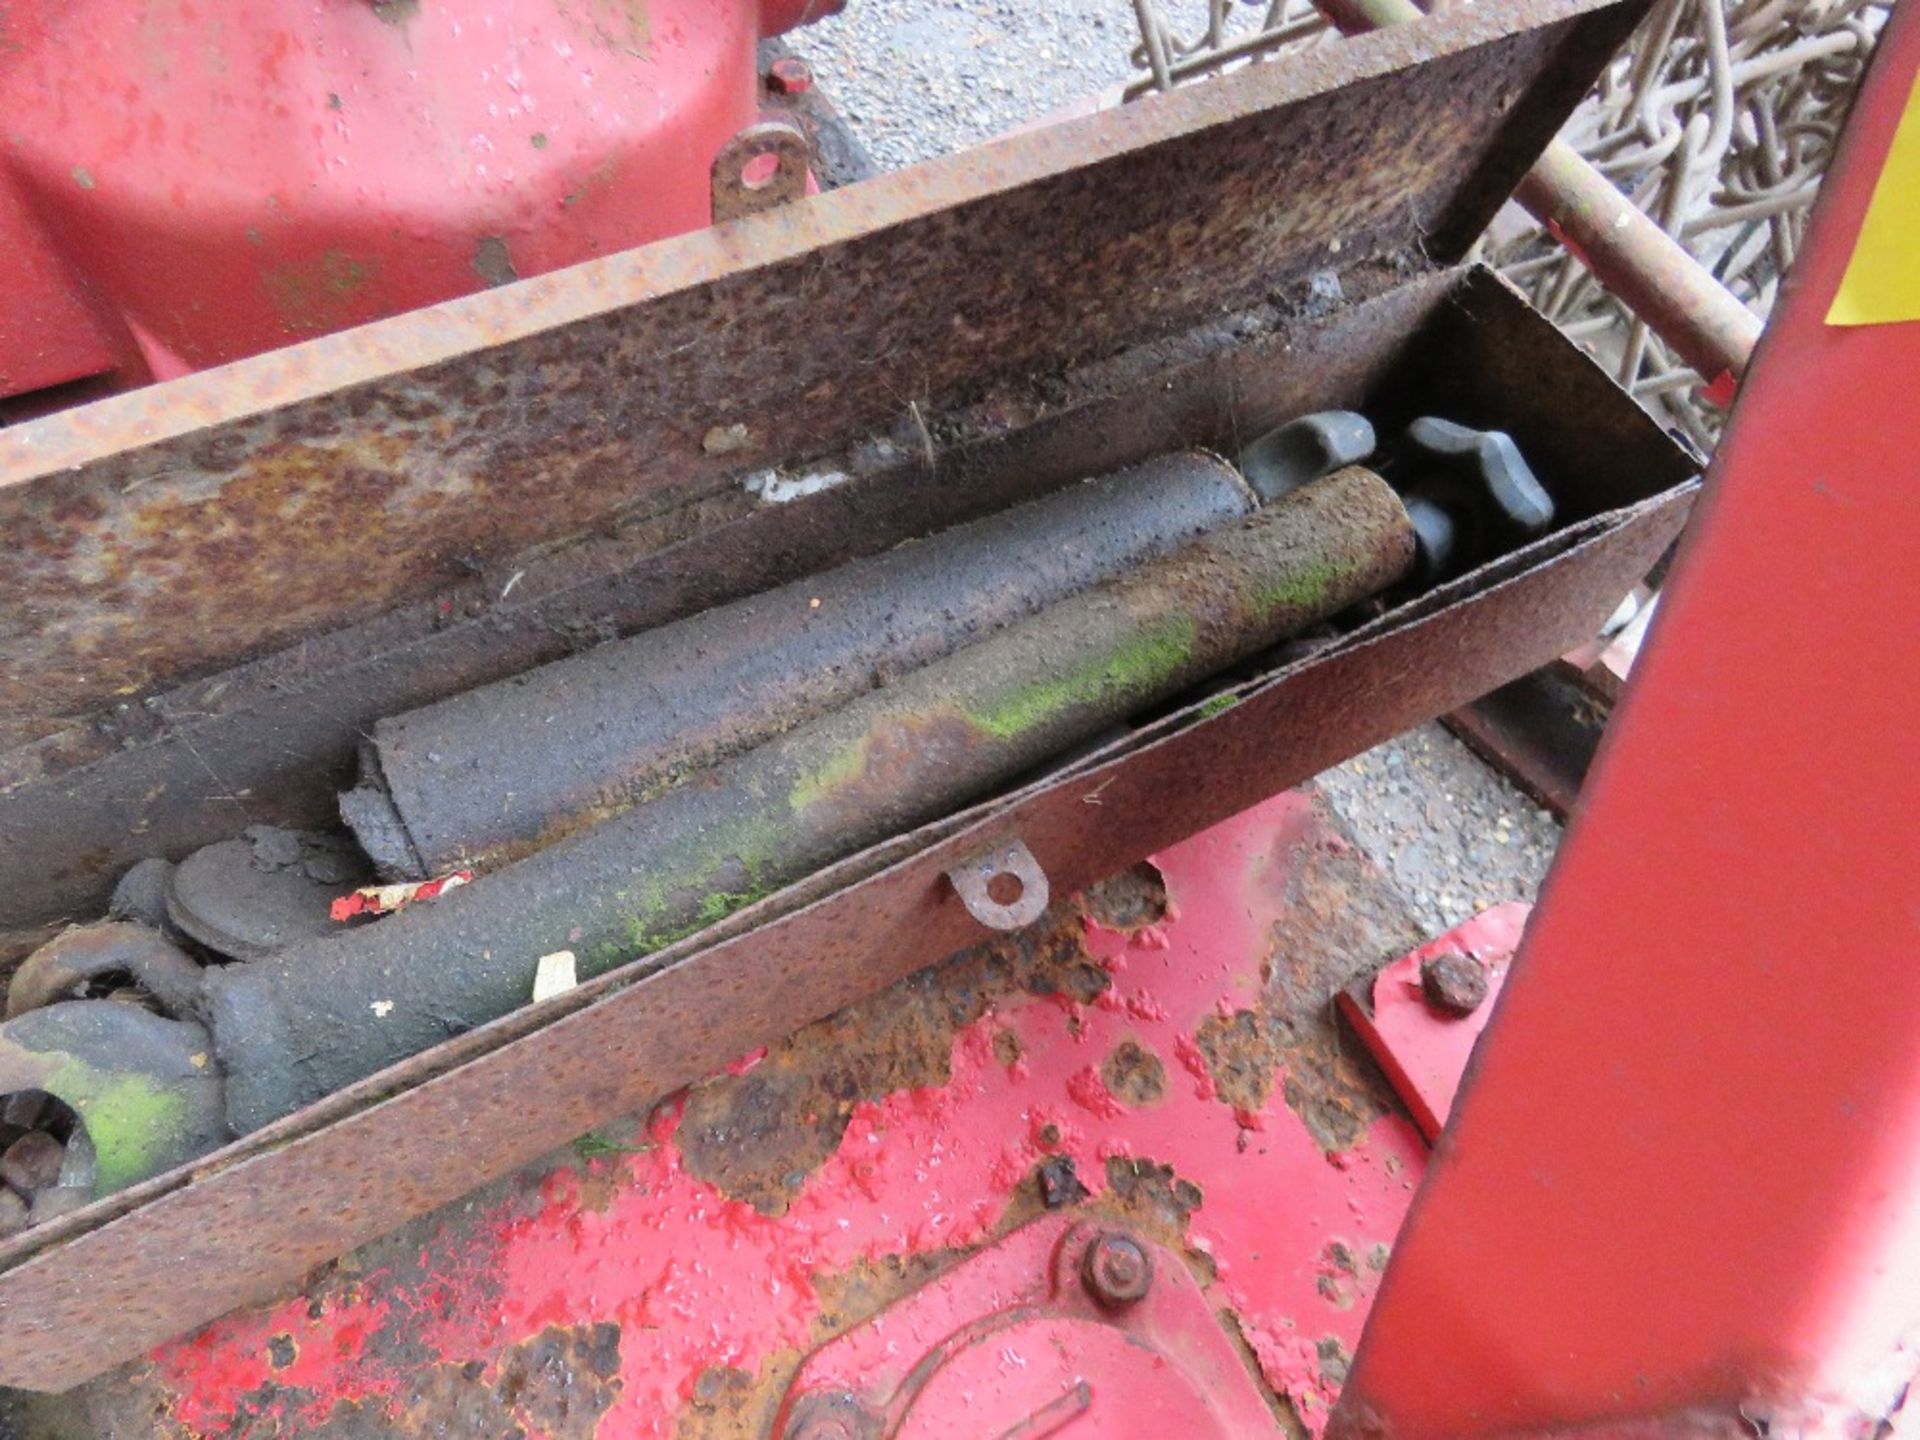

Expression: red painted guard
xmin=0 ymin=0 xmax=830 ymax=400
xmin=1333 ymin=13 xmax=1920 ymax=1438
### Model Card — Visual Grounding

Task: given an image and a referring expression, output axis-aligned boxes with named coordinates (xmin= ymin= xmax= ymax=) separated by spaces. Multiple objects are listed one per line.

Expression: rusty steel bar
xmin=205 ymin=469 xmax=1415 ymax=1138
xmin=1316 ymin=0 xmax=1761 ymax=384
xmin=1514 ymin=138 xmax=1763 ymax=387
xmin=344 ymin=453 xmax=1255 ymax=879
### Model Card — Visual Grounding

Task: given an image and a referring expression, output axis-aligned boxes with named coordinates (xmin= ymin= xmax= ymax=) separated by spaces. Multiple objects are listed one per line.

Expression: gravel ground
xmin=797 ymin=1 xmax=1139 ymax=170
xmin=797 ymin=2 xmax=1565 ymax=939
xmin=1316 ymin=724 xmax=1563 ymax=938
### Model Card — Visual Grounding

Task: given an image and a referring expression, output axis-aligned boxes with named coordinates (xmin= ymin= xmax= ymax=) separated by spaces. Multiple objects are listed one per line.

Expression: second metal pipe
xmin=344 ymin=454 xmax=1256 ymax=878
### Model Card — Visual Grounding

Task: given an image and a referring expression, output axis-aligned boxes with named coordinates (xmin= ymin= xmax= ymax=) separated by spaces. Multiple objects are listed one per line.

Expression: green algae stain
xmin=967 ymin=618 xmax=1196 ymax=742
xmin=787 ymin=735 xmax=873 ymax=815
xmin=47 ymin=1058 xmax=193 ymax=1194
xmin=594 ymin=811 xmax=790 ymax=973
xmin=1258 ymin=559 xmax=1346 ymax=619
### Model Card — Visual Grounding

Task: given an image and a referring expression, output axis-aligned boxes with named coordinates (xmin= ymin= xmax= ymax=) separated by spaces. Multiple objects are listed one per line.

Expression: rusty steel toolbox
xmin=0 ymin=0 xmax=1696 ymax=1390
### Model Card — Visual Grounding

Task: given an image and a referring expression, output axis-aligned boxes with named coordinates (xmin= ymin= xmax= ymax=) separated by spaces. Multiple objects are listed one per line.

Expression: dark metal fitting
xmin=1420 ymin=951 xmax=1489 ymax=1016
xmin=1082 ymin=1230 xmax=1154 ymax=1309
xmin=0 ymin=1002 xmax=225 ymax=1200
xmin=1397 ymin=417 xmax=1555 ymax=584
xmin=7 ymin=922 xmax=205 ymax=1022
xmin=1237 ymin=410 xmax=1377 ymax=503
xmin=782 ymin=1390 xmax=880 ymax=1440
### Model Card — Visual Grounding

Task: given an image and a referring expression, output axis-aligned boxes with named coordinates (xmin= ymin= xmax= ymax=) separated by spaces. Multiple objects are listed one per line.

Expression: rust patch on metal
xmin=676 ymin=1358 xmax=800 ymax=1440
xmin=675 ymin=908 xmax=1119 ymax=1214
xmin=180 ymin=1328 xmax=618 ymax=1440
xmin=1164 ymin=796 xmax=1428 ymax=1148
xmin=1101 ymin=1039 xmax=1169 ymax=1107
xmin=808 ymin=1247 xmax=975 ymax=1338
xmin=1102 ymin=1156 xmax=1211 ymax=1275
xmin=1083 ymin=861 xmax=1169 ymax=932
xmin=1259 ymin=800 xmax=1428 ymax=1152
xmin=1195 ymin=1008 xmax=1284 ymax=1116
xmin=990 ymin=1027 xmax=1023 ymax=1070
xmin=493 ymin=1323 xmax=624 ymax=1438
xmin=123 ymin=1323 xmax=623 ymax=1439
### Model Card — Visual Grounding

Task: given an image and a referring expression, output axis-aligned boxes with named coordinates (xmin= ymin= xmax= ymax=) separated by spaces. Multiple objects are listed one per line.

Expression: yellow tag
xmin=1827 ymin=71 xmax=1920 ymax=327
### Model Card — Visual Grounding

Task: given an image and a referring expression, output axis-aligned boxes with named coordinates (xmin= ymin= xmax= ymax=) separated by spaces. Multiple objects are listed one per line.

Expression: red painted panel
xmin=0 ymin=0 xmax=827 ymax=396
xmin=1335 ymin=14 xmax=1920 ymax=1437
xmin=146 ymin=793 xmax=1428 ymax=1437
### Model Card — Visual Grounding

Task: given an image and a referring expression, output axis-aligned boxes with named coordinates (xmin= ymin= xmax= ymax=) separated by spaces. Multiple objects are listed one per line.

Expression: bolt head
xmin=767 ymin=57 xmax=814 ymax=95
xmin=1420 ymin=952 xmax=1489 ymax=1016
xmin=783 ymin=1391 xmax=878 ymax=1440
xmin=1082 ymin=1231 xmax=1154 ymax=1308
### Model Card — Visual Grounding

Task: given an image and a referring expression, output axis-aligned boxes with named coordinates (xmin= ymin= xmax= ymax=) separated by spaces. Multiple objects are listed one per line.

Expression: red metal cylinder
xmin=0 ymin=0 xmax=839 ymax=400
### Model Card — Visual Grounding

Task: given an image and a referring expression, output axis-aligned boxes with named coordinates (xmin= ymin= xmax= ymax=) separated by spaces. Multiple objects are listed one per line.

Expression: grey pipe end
xmin=339 ymin=741 xmax=428 ymax=882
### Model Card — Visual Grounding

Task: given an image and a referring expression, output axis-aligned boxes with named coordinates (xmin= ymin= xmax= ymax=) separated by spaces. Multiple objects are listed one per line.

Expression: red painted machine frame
xmin=1333 ymin=11 xmax=1920 ymax=1437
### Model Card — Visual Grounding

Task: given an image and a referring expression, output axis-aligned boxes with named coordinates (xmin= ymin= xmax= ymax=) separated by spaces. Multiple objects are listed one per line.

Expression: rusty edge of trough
xmin=0 ymin=0 xmax=1625 ymax=481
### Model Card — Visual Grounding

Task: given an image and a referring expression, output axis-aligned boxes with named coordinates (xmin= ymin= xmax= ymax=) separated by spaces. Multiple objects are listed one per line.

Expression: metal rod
xmin=1515 ymin=137 xmax=1762 ymax=385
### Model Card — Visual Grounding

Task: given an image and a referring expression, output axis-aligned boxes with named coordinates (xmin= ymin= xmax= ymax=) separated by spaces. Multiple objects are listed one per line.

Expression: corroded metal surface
xmin=1514 ymin=138 xmax=1763 ymax=387
xmin=0 ymin=272 xmax=1441 ymax=967
xmin=946 ymin=838 xmax=1052 ymax=931
xmin=710 ymin=120 xmax=813 ymax=224
xmin=352 ymin=452 xmax=1253 ymax=878
xmin=5 ymin=924 xmax=201 ymax=1022
xmin=0 ymin=268 xmax=1698 ymax=1393
xmin=207 ymin=470 xmax=1414 ymax=1138
xmin=69 ymin=790 xmax=1431 ymax=1438
xmin=0 ymin=0 xmax=1640 ymax=750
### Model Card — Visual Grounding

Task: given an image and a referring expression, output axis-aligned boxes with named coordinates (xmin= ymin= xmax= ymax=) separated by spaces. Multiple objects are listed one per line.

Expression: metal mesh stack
xmin=1127 ymin=0 xmax=1893 ymax=449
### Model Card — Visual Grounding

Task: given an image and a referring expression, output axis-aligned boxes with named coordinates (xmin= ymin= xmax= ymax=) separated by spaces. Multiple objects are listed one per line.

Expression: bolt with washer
xmin=782 ymin=1391 xmax=878 ymax=1440
xmin=1081 ymin=1230 xmax=1154 ymax=1308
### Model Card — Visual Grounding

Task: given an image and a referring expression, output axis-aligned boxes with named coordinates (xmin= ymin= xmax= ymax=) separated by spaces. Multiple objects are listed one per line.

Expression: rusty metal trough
xmin=0 ymin=0 xmax=1697 ymax=1391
